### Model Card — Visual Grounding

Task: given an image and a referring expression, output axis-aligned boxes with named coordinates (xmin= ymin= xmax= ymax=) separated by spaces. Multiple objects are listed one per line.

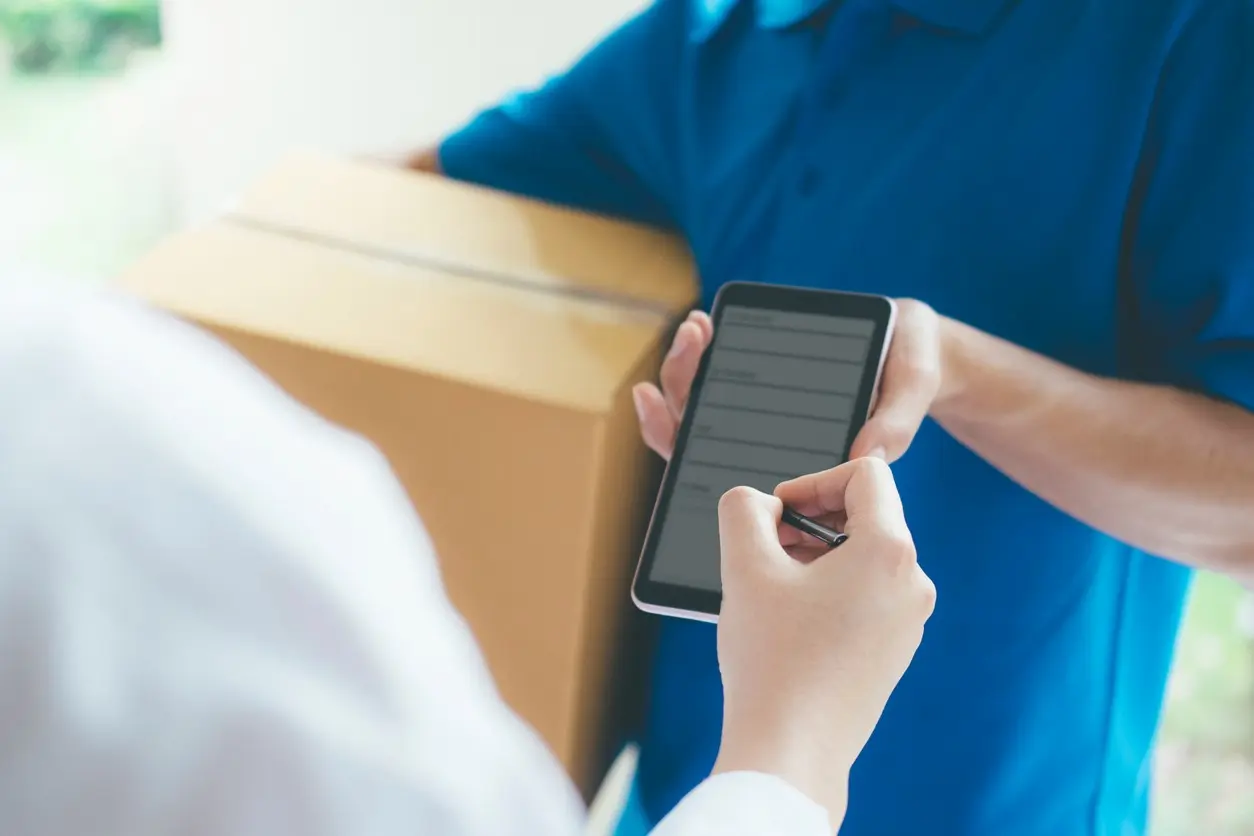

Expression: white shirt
xmin=0 ymin=284 xmax=830 ymax=836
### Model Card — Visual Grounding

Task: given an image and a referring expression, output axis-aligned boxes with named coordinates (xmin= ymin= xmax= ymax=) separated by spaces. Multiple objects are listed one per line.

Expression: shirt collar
xmin=689 ymin=0 xmax=1015 ymax=43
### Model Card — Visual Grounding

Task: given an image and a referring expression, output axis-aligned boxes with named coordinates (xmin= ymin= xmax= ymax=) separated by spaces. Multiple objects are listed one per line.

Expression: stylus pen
xmin=781 ymin=506 xmax=848 ymax=548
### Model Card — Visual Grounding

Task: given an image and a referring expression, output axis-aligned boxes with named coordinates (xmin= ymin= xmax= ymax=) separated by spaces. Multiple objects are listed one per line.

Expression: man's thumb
xmin=850 ymin=411 xmax=916 ymax=464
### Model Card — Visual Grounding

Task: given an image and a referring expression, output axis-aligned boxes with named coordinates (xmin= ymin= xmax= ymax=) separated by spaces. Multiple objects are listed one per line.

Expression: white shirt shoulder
xmin=0 ymin=285 xmax=830 ymax=836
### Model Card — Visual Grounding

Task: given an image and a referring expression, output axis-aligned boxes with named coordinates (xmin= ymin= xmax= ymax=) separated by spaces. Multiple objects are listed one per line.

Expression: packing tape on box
xmin=224 ymin=212 xmax=682 ymax=322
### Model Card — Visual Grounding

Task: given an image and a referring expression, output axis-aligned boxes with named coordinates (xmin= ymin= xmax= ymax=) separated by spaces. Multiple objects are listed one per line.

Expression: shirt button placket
xmin=792 ymin=3 xmax=892 ymax=200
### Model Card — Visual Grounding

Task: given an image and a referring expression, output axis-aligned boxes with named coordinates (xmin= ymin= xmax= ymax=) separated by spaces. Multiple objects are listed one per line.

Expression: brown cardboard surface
xmin=119 ymin=154 xmax=698 ymax=796
xmin=229 ymin=151 xmax=695 ymax=313
xmin=126 ymin=222 xmax=665 ymax=414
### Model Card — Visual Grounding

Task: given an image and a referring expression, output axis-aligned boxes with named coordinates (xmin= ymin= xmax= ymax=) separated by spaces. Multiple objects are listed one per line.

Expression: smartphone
xmin=631 ymin=282 xmax=897 ymax=622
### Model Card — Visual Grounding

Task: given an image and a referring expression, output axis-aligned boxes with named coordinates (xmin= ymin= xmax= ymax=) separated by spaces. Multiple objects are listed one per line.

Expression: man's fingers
xmin=718 ymin=487 xmax=793 ymax=579
xmin=689 ymin=310 xmax=714 ymax=343
xmin=406 ymin=147 xmax=442 ymax=174
xmin=633 ymin=384 xmax=677 ymax=459
xmin=634 ymin=310 xmax=713 ymax=457
xmin=775 ymin=458 xmax=908 ymax=540
xmin=849 ymin=300 xmax=942 ymax=463
xmin=659 ymin=316 xmax=711 ymax=422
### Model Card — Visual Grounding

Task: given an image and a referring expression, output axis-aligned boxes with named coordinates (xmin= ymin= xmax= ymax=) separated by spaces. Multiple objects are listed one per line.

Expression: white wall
xmin=162 ymin=0 xmax=645 ymax=224
xmin=0 ymin=53 xmax=176 ymax=286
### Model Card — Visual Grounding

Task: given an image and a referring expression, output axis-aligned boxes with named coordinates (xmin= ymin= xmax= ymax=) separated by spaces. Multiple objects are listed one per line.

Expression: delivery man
xmin=403 ymin=1 xmax=1254 ymax=833
xmin=0 ymin=284 xmax=932 ymax=835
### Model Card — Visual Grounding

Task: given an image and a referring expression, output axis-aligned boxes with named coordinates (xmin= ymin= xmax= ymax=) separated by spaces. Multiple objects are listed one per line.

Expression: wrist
xmin=931 ymin=314 xmax=977 ymax=423
xmin=714 ymin=728 xmax=855 ymax=825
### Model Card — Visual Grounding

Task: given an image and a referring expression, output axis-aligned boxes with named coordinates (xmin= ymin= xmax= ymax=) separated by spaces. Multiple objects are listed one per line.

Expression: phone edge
xmin=631 ymin=290 xmax=898 ymax=623
xmin=630 ymin=586 xmax=720 ymax=624
xmin=866 ymin=298 xmax=898 ymax=418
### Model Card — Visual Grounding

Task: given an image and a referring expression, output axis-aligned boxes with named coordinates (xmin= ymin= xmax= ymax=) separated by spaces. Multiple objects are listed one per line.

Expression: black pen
xmin=781 ymin=506 xmax=848 ymax=548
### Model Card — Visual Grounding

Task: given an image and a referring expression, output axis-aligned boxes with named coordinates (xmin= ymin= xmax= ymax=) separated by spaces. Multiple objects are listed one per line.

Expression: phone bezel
xmin=631 ymin=282 xmax=897 ymax=622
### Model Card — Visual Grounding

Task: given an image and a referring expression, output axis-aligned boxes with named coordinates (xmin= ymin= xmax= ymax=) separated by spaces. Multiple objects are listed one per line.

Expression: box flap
xmin=120 ymin=223 xmax=670 ymax=414
xmin=226 ymin=151 xmax=698 ymax=314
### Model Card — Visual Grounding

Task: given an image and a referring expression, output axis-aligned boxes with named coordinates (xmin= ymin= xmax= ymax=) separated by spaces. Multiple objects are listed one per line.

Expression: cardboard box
xmin=119 ymin=153 xmax=698 ymax=794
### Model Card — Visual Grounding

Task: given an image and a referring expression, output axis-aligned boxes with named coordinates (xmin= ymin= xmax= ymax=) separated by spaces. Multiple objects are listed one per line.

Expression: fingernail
xmin=632 ymin=387 xmax=647 ymax=420
xmin=667 ymin=334 xmax=688 ymax=360
xmin=867 ymin=447 xmax=887 ymax=460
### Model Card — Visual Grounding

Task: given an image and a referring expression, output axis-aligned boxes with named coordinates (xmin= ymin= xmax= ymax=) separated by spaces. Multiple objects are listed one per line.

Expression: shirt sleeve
xmin=1125 ymin=0 xmax=1254 ymax=411
xmin=438 ymin=0 xmax=687 ymax=229
xmin=650 ymin=772 xmax=833 ymax=836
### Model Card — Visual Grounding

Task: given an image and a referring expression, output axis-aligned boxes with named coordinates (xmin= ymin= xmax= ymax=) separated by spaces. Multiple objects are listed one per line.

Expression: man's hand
xmin=365 ymin=146 xmax=443 ymax=174
xmin=636 ymin=299 xmax=1254 ymax=581
xmin=633 ymin=310 xmax=713 ymax=458
xmin=633 ymin=300 xmax=946 ymax=464
xmin=713 ymin=459 xmax=936 ymax=828
xmin=405 ymin=147 xmax=442 ymax=174
xmin=847 ymin=299 xmax=944 ymax=462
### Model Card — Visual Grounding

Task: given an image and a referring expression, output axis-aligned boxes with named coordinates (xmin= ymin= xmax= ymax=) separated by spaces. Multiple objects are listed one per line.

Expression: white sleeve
xmin=651 ymin=773 xmax=833 ymax=836
xmin=0 ymin=285 xmax=585 ymax=836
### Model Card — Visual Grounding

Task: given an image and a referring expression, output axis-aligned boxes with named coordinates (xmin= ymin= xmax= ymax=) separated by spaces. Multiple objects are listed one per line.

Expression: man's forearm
xmin=932 ymin=317 xmax=1254 ymax=583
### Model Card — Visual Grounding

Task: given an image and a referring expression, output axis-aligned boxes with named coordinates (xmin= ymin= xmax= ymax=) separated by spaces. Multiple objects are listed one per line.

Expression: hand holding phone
xmin=634 ymin=309 xmax=713 ymax=460
xmin=633 ymin=282 xmax=897 ymax=621
xmin=634 ymin=298 xmax=943 ymax=466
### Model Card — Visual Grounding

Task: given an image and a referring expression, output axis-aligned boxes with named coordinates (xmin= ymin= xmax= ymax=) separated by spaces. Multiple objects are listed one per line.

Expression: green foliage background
xmin=0 ymin=0 xmax=160 ymax=75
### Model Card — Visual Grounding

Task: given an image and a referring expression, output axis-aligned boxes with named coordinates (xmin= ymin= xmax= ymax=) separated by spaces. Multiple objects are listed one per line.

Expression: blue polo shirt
xmin=439 ymin=1 xmax=1254 ymax=833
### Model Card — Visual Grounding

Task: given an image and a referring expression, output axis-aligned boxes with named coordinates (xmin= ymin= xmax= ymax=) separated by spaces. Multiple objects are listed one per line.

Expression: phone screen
xmin=646 ymin=305 xmax=879 ymax=593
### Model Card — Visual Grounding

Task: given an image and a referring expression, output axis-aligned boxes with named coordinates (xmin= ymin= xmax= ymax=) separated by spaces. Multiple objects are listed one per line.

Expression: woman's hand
xmin=713 ymin=459 xmax=936 ymax=828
